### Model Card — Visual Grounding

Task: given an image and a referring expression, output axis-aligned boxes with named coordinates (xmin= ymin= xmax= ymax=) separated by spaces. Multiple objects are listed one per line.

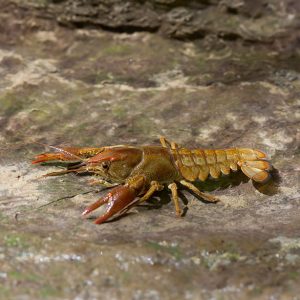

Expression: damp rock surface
xmin=0 ymin=1 xmax=299 ymax=299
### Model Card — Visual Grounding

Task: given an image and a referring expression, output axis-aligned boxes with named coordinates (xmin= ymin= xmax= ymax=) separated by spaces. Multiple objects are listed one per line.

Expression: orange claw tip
xmin=31 ymin=154 xmax=49 ymax=164
xmin=32 ymin=159 xmax=45 ymax=164
xmin=81 ymin=209 xmax=91 ymax=216
xmin=32 ymin=160 xmax=43 ymax=164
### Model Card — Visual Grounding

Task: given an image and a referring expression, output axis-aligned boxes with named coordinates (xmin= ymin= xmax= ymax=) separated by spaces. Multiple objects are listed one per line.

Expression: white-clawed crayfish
xmin=32 ymin=137 xmax=272 ymax=224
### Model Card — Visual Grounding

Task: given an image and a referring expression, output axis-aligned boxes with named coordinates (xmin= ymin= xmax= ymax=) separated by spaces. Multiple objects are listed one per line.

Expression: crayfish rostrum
xmin=32 ymin=137 xmax=272 ymax=224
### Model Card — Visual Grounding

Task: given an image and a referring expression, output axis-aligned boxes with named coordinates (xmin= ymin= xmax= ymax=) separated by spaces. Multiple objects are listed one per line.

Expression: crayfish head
xmin=85 ymin=146 xmax=143 ymax=183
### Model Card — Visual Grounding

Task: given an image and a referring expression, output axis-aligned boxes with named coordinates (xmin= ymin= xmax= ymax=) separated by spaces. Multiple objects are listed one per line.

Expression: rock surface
xmin=11 ymin=0 xmax=300 ymax=42
xmin=0 ymin=0 xmax=299 ymax=299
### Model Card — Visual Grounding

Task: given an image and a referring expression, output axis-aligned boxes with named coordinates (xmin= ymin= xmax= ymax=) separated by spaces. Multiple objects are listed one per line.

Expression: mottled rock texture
xmin=12 ymin=0 xmax=300 ymax=42
xmin=0 ymin=0 xmax=299 ymax=299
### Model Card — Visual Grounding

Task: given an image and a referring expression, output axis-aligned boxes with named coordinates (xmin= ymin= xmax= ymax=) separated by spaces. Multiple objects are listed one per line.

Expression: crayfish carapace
xmin=32 ymin=137 xmax=272 ymax=224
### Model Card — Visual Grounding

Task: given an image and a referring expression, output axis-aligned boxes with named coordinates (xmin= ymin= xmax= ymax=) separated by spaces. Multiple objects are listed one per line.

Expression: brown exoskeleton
xmin=32 ymin=137 xmax=272 ymax=224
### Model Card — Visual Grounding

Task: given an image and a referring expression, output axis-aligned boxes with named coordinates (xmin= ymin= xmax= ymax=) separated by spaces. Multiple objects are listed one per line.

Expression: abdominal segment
xmin=174 ymin=148 xmax=271 ymax=183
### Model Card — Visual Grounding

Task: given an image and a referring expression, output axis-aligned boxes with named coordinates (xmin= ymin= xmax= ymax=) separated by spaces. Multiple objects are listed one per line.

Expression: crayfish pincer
xmin=32 ymin=137 xmax=272 ymax=224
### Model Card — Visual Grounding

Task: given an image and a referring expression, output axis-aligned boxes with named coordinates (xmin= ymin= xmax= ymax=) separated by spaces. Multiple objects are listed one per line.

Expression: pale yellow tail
xmin=239 ymin=160 xmax=272 ymax=183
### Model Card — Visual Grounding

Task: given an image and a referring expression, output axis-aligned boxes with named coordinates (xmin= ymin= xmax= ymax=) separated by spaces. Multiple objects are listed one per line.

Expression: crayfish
xmin=32 ymin=137 xmax=272 ymax=224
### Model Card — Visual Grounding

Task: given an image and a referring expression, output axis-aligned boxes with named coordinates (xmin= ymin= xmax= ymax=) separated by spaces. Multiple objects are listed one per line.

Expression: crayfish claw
xmin=81 ymin=196 xmax=109 ymax=216
xmin=32 ymin=154 xmax=55 ymax=164
xmin=82 ymin=185 xmax=138 ymax=224
xmin=32 ymin=153 xmax=80 ymax=164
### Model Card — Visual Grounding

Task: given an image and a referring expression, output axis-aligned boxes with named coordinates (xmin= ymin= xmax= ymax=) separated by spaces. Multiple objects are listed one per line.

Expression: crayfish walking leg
xmin=139 ymin=181 xmax=164 ymax=202
xmin=180 ymin=180 xmax=220 ymax=203
xmin=168 ymin=183 xmax=182 ymax=216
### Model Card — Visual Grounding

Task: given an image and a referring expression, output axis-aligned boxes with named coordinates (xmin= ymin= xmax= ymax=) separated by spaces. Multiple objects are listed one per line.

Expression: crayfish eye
xmin=101 ymin=161 xmax=110 ymax=171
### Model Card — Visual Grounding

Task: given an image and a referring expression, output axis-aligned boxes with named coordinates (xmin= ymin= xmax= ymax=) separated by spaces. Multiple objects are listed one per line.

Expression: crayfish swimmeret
xmin=32 ymin=137 xmax=272 ymax=224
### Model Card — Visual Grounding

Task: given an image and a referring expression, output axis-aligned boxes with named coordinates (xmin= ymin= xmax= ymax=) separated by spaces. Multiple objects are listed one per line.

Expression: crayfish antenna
xmin=42 ymin=168 xmax=83 ymax=177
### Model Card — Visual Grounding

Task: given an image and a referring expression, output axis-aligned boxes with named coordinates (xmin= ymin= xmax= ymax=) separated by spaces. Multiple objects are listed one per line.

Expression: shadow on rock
xmin=253 ymin=167 xmax=281 ymax=196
